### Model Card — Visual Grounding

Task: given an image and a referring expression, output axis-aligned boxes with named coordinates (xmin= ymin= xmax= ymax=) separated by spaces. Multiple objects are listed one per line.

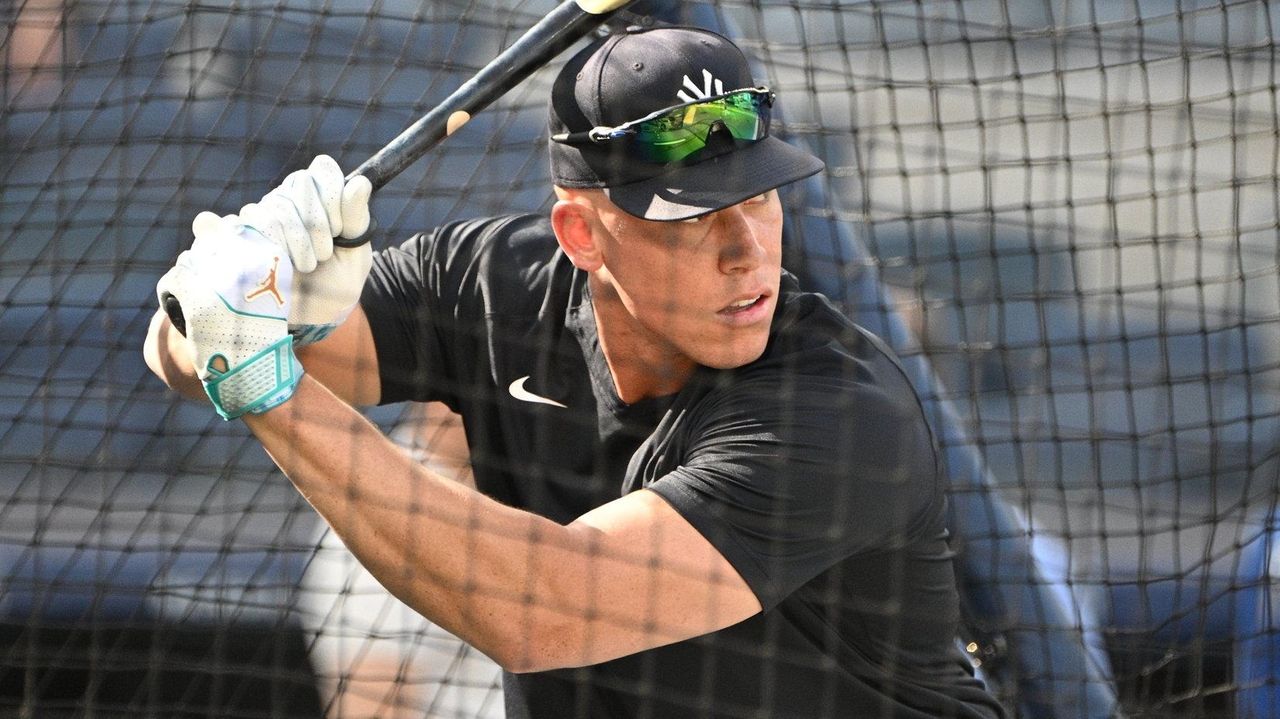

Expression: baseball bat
xmin=164 ymin=0 xmax=632 ymax=334
xmin=334 ymin=0 xmax=635 ymax=248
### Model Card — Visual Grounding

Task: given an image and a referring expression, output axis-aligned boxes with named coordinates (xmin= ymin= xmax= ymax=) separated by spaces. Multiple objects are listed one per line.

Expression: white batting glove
xmin=156 ymin=217 xmax=302 ymax=420
xmin=193 ymin=154 xmax=374 ymax=345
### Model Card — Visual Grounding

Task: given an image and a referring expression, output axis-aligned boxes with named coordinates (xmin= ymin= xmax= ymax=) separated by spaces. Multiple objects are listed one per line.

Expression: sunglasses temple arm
xmin=551 ymin=130 xmax=601 ymax=145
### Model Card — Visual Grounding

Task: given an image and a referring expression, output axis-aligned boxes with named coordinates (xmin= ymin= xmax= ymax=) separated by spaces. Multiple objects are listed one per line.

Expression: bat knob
xmin=162 ymin=293 xmax=188 ymax=337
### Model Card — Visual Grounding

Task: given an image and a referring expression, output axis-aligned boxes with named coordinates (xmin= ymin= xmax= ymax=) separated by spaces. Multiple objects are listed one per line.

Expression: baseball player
xmin=146 ymin=26 xmax=1005 ymax=719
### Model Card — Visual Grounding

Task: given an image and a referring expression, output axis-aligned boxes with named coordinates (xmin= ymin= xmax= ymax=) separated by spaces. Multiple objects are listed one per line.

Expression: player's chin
xmin=695 ymin=327 xmax=772 ymax=370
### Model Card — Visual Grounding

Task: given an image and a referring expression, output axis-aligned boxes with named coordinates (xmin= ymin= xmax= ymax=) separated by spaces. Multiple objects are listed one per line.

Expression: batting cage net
xmin=3 ymin=0 xmax=1278 ymax=716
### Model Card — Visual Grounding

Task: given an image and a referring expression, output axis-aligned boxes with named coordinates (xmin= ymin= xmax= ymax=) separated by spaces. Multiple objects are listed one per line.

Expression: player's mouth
xmin=717 ymin=292 xmax=772 ymax=324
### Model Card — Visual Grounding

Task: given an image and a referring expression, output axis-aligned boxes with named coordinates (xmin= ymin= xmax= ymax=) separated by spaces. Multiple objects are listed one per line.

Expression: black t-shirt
xmin=361 ymin=214 xmax=1005 ymax=719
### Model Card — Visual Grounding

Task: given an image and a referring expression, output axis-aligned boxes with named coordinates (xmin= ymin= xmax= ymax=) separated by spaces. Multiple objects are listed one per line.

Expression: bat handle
xmin=335 ymin=210 xmax=378 ymax=249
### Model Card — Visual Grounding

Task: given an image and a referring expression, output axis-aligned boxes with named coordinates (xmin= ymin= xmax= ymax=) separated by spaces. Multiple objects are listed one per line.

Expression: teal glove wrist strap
xmin=203 ymin=336 xmax=304 ymax=420
xmin=290 ymin=322 xmax=338 ymax=347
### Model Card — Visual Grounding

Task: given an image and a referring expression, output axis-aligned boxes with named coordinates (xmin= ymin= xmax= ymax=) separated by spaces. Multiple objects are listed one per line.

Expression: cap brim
xmin=603 ymin=137 xmax=824 ymax=222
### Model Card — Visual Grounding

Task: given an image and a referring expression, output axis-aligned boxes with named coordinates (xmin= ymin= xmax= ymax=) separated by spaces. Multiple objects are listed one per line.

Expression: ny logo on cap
xmin=678 ymin=69 xmax=725 ymax=102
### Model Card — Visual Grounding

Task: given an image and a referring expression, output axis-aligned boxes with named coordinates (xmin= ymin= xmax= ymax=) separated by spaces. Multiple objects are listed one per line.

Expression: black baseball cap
xmin=548 ymin=26 xmax=824 ymax=222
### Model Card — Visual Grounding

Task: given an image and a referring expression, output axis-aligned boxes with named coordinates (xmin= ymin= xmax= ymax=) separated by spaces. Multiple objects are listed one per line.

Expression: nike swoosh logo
xmin=508 ymin=376 xmax=567 ymax=408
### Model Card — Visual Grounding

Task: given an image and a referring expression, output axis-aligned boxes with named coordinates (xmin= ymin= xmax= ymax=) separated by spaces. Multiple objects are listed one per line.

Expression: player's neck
xmin=588 ymin=278 xmax=696 ymax=405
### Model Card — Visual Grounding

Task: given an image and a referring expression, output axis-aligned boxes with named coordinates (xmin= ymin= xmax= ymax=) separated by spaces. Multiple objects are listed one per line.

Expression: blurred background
xmin=2 ymin=0 xmax=1278 ymax=716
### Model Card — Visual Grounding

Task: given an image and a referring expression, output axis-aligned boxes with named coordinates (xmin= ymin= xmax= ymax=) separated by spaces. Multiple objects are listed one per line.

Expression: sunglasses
xmin=552 ymin=87 xmax=774 ymax=164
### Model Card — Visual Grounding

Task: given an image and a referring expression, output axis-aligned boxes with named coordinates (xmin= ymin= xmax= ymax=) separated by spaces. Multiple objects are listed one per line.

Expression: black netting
xmin=3 ymin=1 xmax=1278 ymax=716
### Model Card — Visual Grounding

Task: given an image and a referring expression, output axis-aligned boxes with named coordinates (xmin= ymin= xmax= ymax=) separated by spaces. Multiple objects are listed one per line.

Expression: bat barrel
xmin=346 ymin=0 xmax=629 ymax=193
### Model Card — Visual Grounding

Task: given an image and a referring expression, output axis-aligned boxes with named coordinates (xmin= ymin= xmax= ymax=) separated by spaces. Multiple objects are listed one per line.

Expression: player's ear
xmin=551 ymin=188 xmax=603 ymax=271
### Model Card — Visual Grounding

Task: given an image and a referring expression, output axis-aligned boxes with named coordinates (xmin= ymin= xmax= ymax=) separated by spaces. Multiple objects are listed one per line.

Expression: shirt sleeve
xmin=359 ymin=214 xmax=558 ymax=411
xmin=647 ymin=367 xmax=944 ymax=611
xmin=359 ymin=223 xmax=472 ymax=410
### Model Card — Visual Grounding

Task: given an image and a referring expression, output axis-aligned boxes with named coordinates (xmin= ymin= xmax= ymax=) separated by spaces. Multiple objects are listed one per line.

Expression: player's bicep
xmin=553 ymin=489 xmax=761 ymax=665
xmin=295 ymin=304 xmax=382 ymax=406
xmin=647 ymin=373 xmax=943 ymax=609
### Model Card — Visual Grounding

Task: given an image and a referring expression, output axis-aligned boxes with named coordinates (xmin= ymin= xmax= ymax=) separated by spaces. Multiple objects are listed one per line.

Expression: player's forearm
xmin=244 ymin=376 xmax=605 ymax=671
xmin=292 ymin=304 xmax=382 ymax=407
xmin=143 ymin=309 xmax=206 ymax=401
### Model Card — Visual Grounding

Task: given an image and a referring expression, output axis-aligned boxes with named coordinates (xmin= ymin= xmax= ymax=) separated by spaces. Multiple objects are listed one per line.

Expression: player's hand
xmin=194 ymin=154 xmax=374 ymax=345
xmin=156 ymin=216 xmax=303 ymax=420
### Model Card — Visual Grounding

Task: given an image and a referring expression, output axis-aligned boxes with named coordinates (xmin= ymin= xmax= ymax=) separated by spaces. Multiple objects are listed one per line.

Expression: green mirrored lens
xmin=629 ymin=91 xmax=770 ymax=163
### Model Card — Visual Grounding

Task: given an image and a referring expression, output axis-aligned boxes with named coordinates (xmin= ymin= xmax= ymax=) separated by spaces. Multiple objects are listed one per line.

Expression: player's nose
xmin=716 ymin=205 xmax=767 ymax=274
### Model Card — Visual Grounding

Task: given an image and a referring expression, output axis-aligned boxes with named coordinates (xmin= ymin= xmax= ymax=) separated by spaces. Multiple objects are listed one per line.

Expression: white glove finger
xmin=156 ymin=263 xmax=186 ymax=320
xmin=238 ymin=202 xmax=288 ymax=269
xmin=318 ymin=244 xmax=373 ymax=306
xmin=338 ymin=174 xmax=373 ymax=240
xmin=287 ymin=242 xmax=372 ymax=345
xmin=155 ymin=255 xmax=205 ymax=347
xmin=191 ymin=211 xmax=224 ymax=238
xmin=282 ymin=169 xmax=335 ymax=263
xmin=246 ymin=194 xmax=318 ymax=273
xmin=157 ymin=251 xmax=195 ymax=304
xmin=342 ymin=243 xmax=374 ymax=282
xmin=265 ymin=190 xmax=319 ymax=273
xmin=307 ymin=155 xmax=346 ymax=242
xmin=192 ymin=212 xmax=245 ymax=242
